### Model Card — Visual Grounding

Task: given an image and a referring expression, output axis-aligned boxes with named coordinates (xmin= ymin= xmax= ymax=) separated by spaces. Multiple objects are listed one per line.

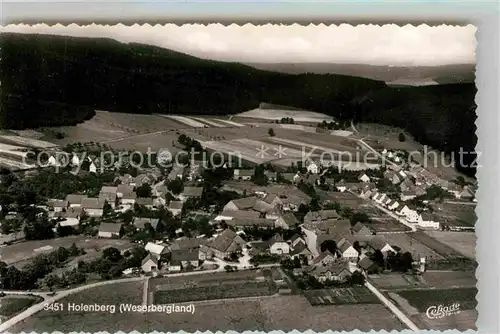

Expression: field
xmin=11 ymin=295 xmax=406 ymax=332
xmin=100 ymin=131 xmax=182 ymax=153
xmin=416 ymin=309 xmax=478 ymax=331
xmin=382 ymin=233 xmax=445 ymax=260
xmin=392 ymin=287 xmax=477 ymax=313
xmin=431 ymin=202 xmax=477 ymax=228
xmin=369 ymin=218 xmax=412 ymax=233
xmin=236 ymin=108 xmax=334 ymax=123
xmin=0 ymin=236 xmax=133 ymax=266
xmin=323 ymin=191 xmax=367 ymax=208
xmin=424 ymin=231 xmax=476 ymax=259
xmin=370 ymin=274 xmax=425 ymax=290
xmin=0 ymin=135 xmax=56 ymax=149
xmin=303 ymin=287 xmax=380 ymax=306
xmin=420 ymin=271 xmax=476 ymax=288
xmin=0 ymin=295 xmax=42 ymax=319
xmin=410 ymin=231 xmax=464 ymax=258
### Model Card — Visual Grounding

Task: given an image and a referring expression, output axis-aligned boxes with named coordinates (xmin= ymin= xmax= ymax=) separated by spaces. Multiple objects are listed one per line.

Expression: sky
xmin=0 ymin=23 xmax=477 ymax=66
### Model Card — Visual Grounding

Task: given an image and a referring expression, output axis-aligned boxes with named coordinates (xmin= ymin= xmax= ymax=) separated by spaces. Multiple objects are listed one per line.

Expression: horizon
xmin=0 ymin=23 xmax=476 ymax=67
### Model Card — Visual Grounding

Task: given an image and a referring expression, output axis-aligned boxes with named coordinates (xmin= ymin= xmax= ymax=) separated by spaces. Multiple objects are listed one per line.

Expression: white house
xmin=306 ymin=161 xmax=319 ymax=174
xmin=269 ymin=234 xmax=290 ymax=255
xmin=98 ymin=223 xmax=123 ymax=238
xmin=398 ymin=205 xmax=421 ymax=223
xmin=145 ymin=242 xmax=169 ymax=260
xmin=358 ymin=173 xmax=371 ymax=183
xmin=387 ymin=200 xmax=400 ymax=211
xmin=71 ymin=154 xmax=80 ymax=166
xmin=141 ymin=254 xmax=159 ymax=273
xmin=121 ymin=192 xmax=137 ymax=206
xmin=418 ymin=212 xmax=441 ymax=229
xmin=89 ymin=162 xmax=97 ymax=174
xmin=233 ymin=169 xmax=253 ymax=181
xmin=337 ymin=238 xmax=359 ymax=261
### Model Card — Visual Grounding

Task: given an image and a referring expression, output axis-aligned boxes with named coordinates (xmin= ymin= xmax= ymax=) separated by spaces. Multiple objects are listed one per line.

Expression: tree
xmin=371 ymin=249 xmax=385 ymax=268
xmin=268 ymin=128 xmax=276 ymax=137
xmin=135 ymin=183 xmax=152 ymax=198
xmin=349 ymin=270 xmax=366 ymax=285
xmin=102 ymin=247 xmax=123 ymax=262
xmin=167 ymin=178 xmax=184 ymax=195
xmin=57 ymin=247 xmax=70 ymax=263
xmin=398 ymin=133 xmax=406 ymax=142
xmin=320 ymin=240 xmax=337 ymax=255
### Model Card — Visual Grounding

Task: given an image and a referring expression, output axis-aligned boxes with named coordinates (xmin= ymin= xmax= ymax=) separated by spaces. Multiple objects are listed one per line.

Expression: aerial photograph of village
xmin=0 ymin=24 xmax=477 ymax=332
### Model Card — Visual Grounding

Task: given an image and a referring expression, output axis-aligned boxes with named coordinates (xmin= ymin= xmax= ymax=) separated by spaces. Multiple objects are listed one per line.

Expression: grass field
xmin=370 ymin=218 xmax=412 ymax=233
xmin=236 ymin=108 xmax=334 ymax=123
xmin=431 ymin=202 xmax=477 ymax=228
xmin=0 ymin=295 xmax=42 ymax=319
xmin=382 ymin=233 xmax=445 ymax=260
xmin=0 ymin=236 xmax=133 ymax=266
xmin=424 ymin=231 xmax=475 ymax=259
xmin=393 ymin=287 xmax=477 ymax=313
xmin=303 ymin=287 xmax=380 ymax=306
xmin=11 ymin=294 xmax=406 ymax=332
xmin=421 ymin=271 xmax=476 ymax=289
xmin=370 ymin=274 xmax=425 ymax=290
xmin=410 ymin=231 xmax=464 ymax=258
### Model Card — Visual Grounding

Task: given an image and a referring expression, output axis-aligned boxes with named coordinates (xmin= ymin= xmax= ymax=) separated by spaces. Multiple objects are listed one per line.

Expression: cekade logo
xmin=426 ymin=303 xmax=461 ymax=319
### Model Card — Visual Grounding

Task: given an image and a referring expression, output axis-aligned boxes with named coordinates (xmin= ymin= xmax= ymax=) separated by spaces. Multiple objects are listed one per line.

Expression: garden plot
xmin=161 ymin=115 xmax=208 ymax=128
xmin=423 ymin=231 xmax=476 ymax=259
xmin=0 ymin=135 xmax=57 ymax=149
xmin=382 ymin=233 xmax=444 ymax=260
xmin=191 ymin=117 xmax=226 ymax=128
xmin=303 ymin=287 xmax=379 ymax=306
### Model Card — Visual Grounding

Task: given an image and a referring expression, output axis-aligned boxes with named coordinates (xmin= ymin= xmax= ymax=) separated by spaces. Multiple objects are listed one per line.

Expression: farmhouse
xmin=133 ymin=217 xmax=160 ymax=231
xmin=169 ymin=249 xmax=200 ymax=271
xmin=136 ymin=197 xmax=154 ymax=209
xmin=141 ymin=254 xmax=159 ymax=273
xmin=367 ymin=236 xmax=395 ymax=255
xmin=121 ymin=192 xmax=137 ymax=205
xmin=204 ymin=229 xmax=246 ymax=259
xmin=358 ymin=173 xmax=371 ymax=183
xmin=81 ymin=198 xmax=105 ymax=217
xmin=226 ymin=218 xmax=275 ymax=230
xmin=65 ymin=194 xmax=88 ymax=208
xmin=418 ymin=212 xmax=441 ymax=229
xmin=99 ymin=192 xmax=117 ymax=209
xmin=233 ymin=169 xmax=254 ymax=180
xmin=312 ymin=250 xmax=337 ymax=266
xmin=98 ymin=222 xmax=123 ymax=238
xmin=145 ymin=242 xmax=169 ymax=259
xmin=358 ymin=256 xmax=378 ymax=274
xmin=400 ymin=190 xmax=418 ymax=201
xmin=48 ymin=199 xmax=68 ymax=212
xmin=54 ymin=207 xmax=82 ymax=227
xmin=215 ymin=209 xmax=260 ymax=221
xmin=384 ymin=170 xmax=401 ymax=185
xmin=337 ymin=238 xmax=359 ymax=261
xmin=117 ymin=184 xmax=134 ymax=198
xmin=180 ymin=186 xmax=203 ymax=201
xmin=167 ymin=201 xmax=184 ymax=217
xmin=351 ymin=222 xmax=372 ymax=235
xmin=269 ymin=234 xmax=290 ymax=255
xmin=274 ymin=212 xmax=299 ymax=229
xmin=307 ymin=262 xmax=351 ymax=282
xmin=289 ymin=243 xmax=313 ymax=261
xmin=304 ymin=210 xmax=340 ymax=225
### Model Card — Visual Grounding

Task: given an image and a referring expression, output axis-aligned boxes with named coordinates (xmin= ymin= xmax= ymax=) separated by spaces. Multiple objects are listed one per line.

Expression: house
xmin=134 ymin=174 xmax=155 ymax=187
xmin=121 ymin=192 xmax=137 ymax=206
xmin=223 ymin=197 xmax=259 ymax=211
xmin=306 ymin=160 xmax=319 ymax=174
xmin=261 ymin=193 xmax=283 ymax=209
xmin=384 ymin=170 xmax=401 ymax=184
xmin=98 ymin=223 xmax=123 ymax=238
xmin=367 ymin=236 xmax=395 ymax=255
xmin=398 ymin=205 xmax=421 ymax=223
xmin=289 ymin=234 xmax=307 ymax=249
xmin=358 ymin=173 xmax=371 ymax=183
xmin=400 ymin=190 xmax=418 ymax=201
xmin=312 ymin=250 xmax=337 ymax=266
xmin=48 ymin=199 xmax=68 ymax=212
xmin=167 ymin=201 xmax=184 ymax=217
xmin=264 ymin=170 xmax=278 ymax=182
xmin=167 ymin=166 xmax=186 ymax=181
xmin=215 ymin=209 xmax=261 ymax=221
xmin=274 ymin=212 xmax=299 ymax=229
xmin=169 ymin=237 xmax=207 ymax=251
xmin=89 ymin=162 xmax=98 ymax=174
xmin=337 ymin=238 xmax=359 ymax=261
xmin=99 ymin=192 xmax=117 ymax=209
xmin=136 ymin=197 xmax=154 ymax=209
xmin=358 ymin=256 xmax=379 ymax=274
xmin=387 ymin=200 xmax=400 ymax=211
xmin=304 ymin=210 xmax=340 ymax=225
xmin=65 ymin=194 xmax=88 ymax=208
xmin=180 ymin=186 xmax=203 ymax=201
xmin=133 ymin=217 xmax=160 ymax=231
xmin=418 ymin=212 xmax=441 ymax=229
xmin=141 ymin=254 xmax=159 ymax=273
xmin=360 ymin=188 xmax=373 ymax=199
xmin=233 ymin=169 xmax=254 ymax=180
xmin=289 ymin=243 xmax=314 ymax=262
xmin=307 ymin=262 xmax=351 ymax=282
xmin=54 ymin=207 xmax=81 ymax=227
xmin=117 ymin=184 xmax=134 ymax=198
xmin=269 ymin=234 xmax=290 ymax=255
xmin=459 ymin=186 xmax=475 ymax=200
xmin=71 ymin=153 xmax=80 ymax=166
xmin=154 ymin=185 xmax=168 ymax=198
xmin=226 ymin=218 xmax=275 ymax=230
xmin=351 ymin=222 xmax=372 ymax=235
xmin=81 ymin=198 xmax=105 ymax=217
xmin=400 ymin=179 xmax=414 ymax=192
xmin=145 ymin=242 xmax=169 ymax=259
xmin=169 ymin=249 xmax=200 ymax=271
xmin=204 ymin=229 xmax=246 ymax=259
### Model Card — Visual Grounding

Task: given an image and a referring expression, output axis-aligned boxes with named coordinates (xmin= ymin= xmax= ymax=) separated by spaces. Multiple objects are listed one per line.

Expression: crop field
xmin=11 ymin=294 xmax=406 ymax=332
xmin=0 ymin=236 xmax=133 ymax=266
xmin=324 ymin=192 xmax=367 ymax=208
xmin=181 ymin=126 xmax=271 ymax=141
xmin=303 ymin=287 xmax=380 ymax=306
xmin=0 ymin=295 xmax=42 ymax=319
xmin=161 ymin=115 xmax=208 ymax=128
xmin=382 ymin=233 xmax=445 ymax=260
xmin=370 ymin=218 xmax=412 ymax=233
xmin=417 ymin=309 xmax=477 ymax=331
xmin=191 ymin=117 xmax=227 ymax=128
xmin=421 ymin=271 xmax=476 ymax=289
xmin=431 ymin=202 xmax=477 ymax=228
xmin=392 ymin=287 xmax=477 ymax=313
xmin=217 ymin=119 xmax=245 ymax=127
xmin=153 ymin=281 xmax=276 ymax=304
xmin=410 ymin=231 xmax=463 ymax=258
xmin=101 ymin=131 xmax=181 ymax=153
xmin=423 ymin=231 xmax=476 ymax=259
xmin=370 ymin=274 xmax=425 ymax=290
xmin=237 ymin=108 xmax=334 ymax=123
xmin=0 ymin=135 xmax=57 ymax=149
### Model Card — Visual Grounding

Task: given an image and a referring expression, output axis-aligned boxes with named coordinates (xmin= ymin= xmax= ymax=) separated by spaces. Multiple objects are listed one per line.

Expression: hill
xmin=248 ymin=63 xmax=475 ymax=85
xmin=0 ymin=33 xmax=477 ymax=176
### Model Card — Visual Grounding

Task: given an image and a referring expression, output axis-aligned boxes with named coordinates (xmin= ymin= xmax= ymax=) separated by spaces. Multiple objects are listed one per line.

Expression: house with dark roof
xmin=167 ymin=200 xmax=184 ymax=216
xmin=203 ymin=229 xmax=246 ymax=259
xmin=312 ymin=250 xmax=337 ymax=266
xmin=367 ymin=236 xmax=395 ymax=255
xmin=65 ymin=194 xmax=88 ymax=208
xmin=233 ymin=169 xmax=254 ymax=180
xmin=98 ymin=223 xmax=123 ymax=238
xmin=307 ymin=262 xmax=351 ymax=282
xmin=81 ymin=198 xmax=105 ymax=217
xmin=168 ymin=249 xmax=200 ymax=271
xmin=289 ymin=234 xmax=306 ymax=249
xmin=358 ymin=256 xmax=379 ymax=274
xmin=117 ymin=184 xmax=134 ymax=198
xmin=180 ymin=186 xmax=204 ymax=201
xmin=226 ymin=218 xmax=275 ymax=230
xmin=275 ymin=212 xmax=299 ymax=229
xmin=136 ymin=197 xmax=154 ymax=209
xmin=289 ymin=242 xmax=313 ymax=262
xmin=133 ymin=217 xmax=160 ymax=231
xmin=352 ymin=222 xmax=372 ymax=235
xmin=304 ymin=210 xmax=340 ymax=226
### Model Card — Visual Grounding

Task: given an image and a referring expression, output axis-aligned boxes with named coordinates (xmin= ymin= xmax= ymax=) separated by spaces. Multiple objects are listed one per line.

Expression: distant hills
xmin=0 ymin=33 xmax=477 ymax=176
xmin=247 ymin=63 xmax=475 ymax=86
